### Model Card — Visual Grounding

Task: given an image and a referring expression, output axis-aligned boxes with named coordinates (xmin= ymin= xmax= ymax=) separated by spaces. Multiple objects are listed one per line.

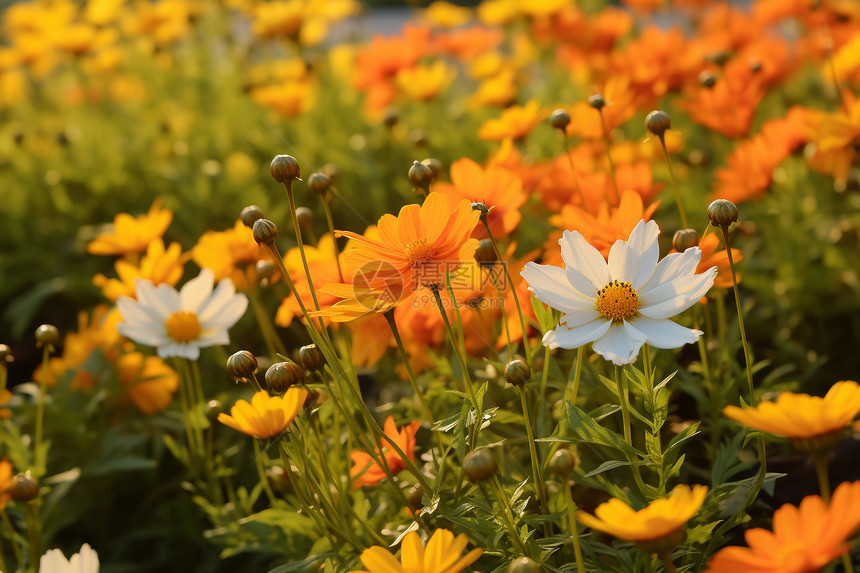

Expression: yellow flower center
xmin=165 ymin=311 xmax=202 ymax=342
xmin=596 ymin=280 xmax=639 ymax=321
xmin=405 ymin=238 xmax=435 ymax=265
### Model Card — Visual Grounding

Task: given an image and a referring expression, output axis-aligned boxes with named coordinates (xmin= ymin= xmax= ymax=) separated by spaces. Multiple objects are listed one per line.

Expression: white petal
xmin=116 ymin=296 xmax=164 ymax=332
xmin=637 ymin=248 xmax=702 ymax=304
xmin=607 ymin=220 xmax=660 ymax=289
xmin=521 ymin=262 xmax=594 ymax=314
xmin=559 ymin=230 xmax=611 ymax=295
xmin=592 ymin=322 xmax=646 ymax=365
xmin=117 ymin=322 xmax=168 ymax=347
xmin=68 ymin=544 xmax=99 ymax=573
xmin=544 ymin=318 xmax=612 ymax=349
xmin=639 ymin=268 xmax=716 ymax=319
xmin=158 ymin=342 xmax=200 ymax=360
xmin=198 ymin=282 xmax=247 ymax=327
xmin=40 ymin=549 xmax=69 ymax=571
xmin=136 ymin=279 xmax=182 ymax=317
xmin=559 ymin=308 xmax=602 ymax=328
xmin=626 ymin=316 xmax=703 ymax=349
xmin=180 ymin=269 xmax=215 ymax=313
xmin=196 ymin=329 xmax=230 ymax=347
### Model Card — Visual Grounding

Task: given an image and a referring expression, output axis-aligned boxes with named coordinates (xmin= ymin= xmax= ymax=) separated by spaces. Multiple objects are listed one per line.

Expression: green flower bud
xmin=408 ymin=160 xmax=434 ymax=189
xmin=504 ymin=359 xmax=531 ymax=386
xmin=265 ymin=361 xmax=305 ymax=393
xmin=240 ymin=205 xmax=265 ymax=229
xmin=672 ymin=229 xmax=700 ymax=253
xmin=226 ymin=350 xmax=258 ymax=382
xmin=588 ymin=94 xmax=606 ymax=110
xmin=645 ymin=110 xmax=671 ymax=137
xmin=707 ymin=199 xmax=739 ymax=228
xmin=307 ymin=172 xmax=332 ymax=195
xmin=35 ymin=325 xmax=59 ymax=348
xmin=11 ymin=472 xmax=38 ymax=502
xmin=549 ymin=109 xmax=571 ymax=131
xmin=270 ymin=154 xmax=301 ymax=183
xmin=253 ymin=219 xmax=279 ymax=246
xmin=298 ymin=344 xmax=324 ymax=373
xmin=463 ymin=447 xmax=497 ymax=482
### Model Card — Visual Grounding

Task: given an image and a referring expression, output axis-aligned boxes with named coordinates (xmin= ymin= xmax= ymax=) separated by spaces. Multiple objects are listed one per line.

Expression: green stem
xmin=599 ymin=109 xmax=620 ymax=205
xmin=721 ymin=226 xmax=754 ymax=405
xmin=659 ymin=136 xmax=688 ymax=229
xmin=283 ymin=180 xmax=323 ymax=316
xmin=563 ymin=133 xmax=587 ymax=206
xmin=34 ymin=347 xmax=51 ymax=474
xmin=320 ymin=195 xmax=344 ymax=282
xmin=519 ymin=386 xmax=547 ymax=516
xmin=489 ymin=476 xmax=530 ymax=556
xmin=431 ymin=285 xmax=479 ymax=414
xmin=616 ymin=365 xmax=633 ymax=446
xmin=247 ymin=286 xmax=286 ymax=358
xmin=1 ymin=509 xmax=23 ymax=570
xmin=26 ymin=503 xmax=40 ymax=573
xmin=254 ymin=439 xmax=277 ymax=505
xmin=563 ymin=480 xmax=586 ymax=573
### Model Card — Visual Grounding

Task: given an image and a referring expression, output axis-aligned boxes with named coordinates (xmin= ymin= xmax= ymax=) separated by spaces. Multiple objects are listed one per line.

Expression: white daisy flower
xmin=40 ymin=543 xmax=99 ymax=573
xmin=117 ymin=269 xmax=248 ymax=360
xmin=521 ymin=220 xmax=716 ymax=366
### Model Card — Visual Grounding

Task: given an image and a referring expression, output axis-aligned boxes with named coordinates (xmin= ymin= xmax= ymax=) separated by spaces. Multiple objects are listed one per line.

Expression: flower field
xmin=2 ymin=0 xmax=860 ymax=571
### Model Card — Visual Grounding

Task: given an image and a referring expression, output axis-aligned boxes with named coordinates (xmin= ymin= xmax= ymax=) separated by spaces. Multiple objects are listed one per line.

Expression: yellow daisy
xmin=351 ymin=529 xmax=482 ymax=573
xmin=87 ymin=199 xmax=173 ymax=256
xmin=218 ymin=389 xmax=307 ymax=439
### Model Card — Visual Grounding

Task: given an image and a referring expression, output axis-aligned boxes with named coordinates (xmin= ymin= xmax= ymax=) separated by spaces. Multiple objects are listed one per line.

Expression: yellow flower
xmin=577 ymin=484 xmax=708 ymax=544
xmin=0 ymin=389 xmax=12 ymax=419
xmin=191 ymin=220 xmax=265 ymax=291
xmin=218 ymin=389 xmax=308 ymax=439
xmin=94 ymin=239 xmax=186 ymax=301
xmin=478 ymin=99 xmax=546 ymax=141
xmin=396 ymin=60 xmax=455 ymax=102
xmin=351 ymin=529 xmax=482 ymax=573
xmin=421 ymin=1 xmax=472 ymax=28
xmin=116 ymin=352 xmax=178 ymax=415
xmin=0 ymin=458 xmax=12 ymax=510
xmin=87 ymin=199 xmax=173 ymax=256
xmin=723 ymin=381 xmax=860 ymax=440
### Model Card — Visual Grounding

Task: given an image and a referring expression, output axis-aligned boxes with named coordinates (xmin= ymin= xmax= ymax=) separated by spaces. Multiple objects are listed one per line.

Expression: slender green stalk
xmin=430 ymin=285 xmax=479 ymax=414
xmin=598 ymin=109 xmax=620 ymax=205
xmin=658 ymin=135 xmax=688 ymax=229
xmin=721 ymin=226 xmax=755 ymax=405
xmin=563 ymin=480 xmax=586 ymax=573
xmin=282 ymin=180 xmax=323 ymax=315
xmin=481 ymin=219 xmax=532 ymax=370
xmin=247 ymin=286 xmax=286 ymax=358
xmin=320 ymin=195 xmax=344 ymax=282
xmin=563 ymin=133 xmax=587 ymax=206
xmin=248 ymin=371 xmax=264 ymax=393
xmin=1 ymin=509 xmax=23 ymax=570
xmin=489 ymin=271 xmax=514 ymax=359
xmin=26 ymin=503 xmax=40 ymax=573
xmin=34 ymin=346 xmax=51 ymax=473
xmin=488 ymin=476 xmax=530 ymax=556
xmin=813 ymin=455 xmax=853 ymax=572
xmin=616 ymin=365 xmax=633 ymax=446
xmin=518 ymin=386 xmax=547 ymax=516
xmin=254 ymin=439 xmax=277 ymax=505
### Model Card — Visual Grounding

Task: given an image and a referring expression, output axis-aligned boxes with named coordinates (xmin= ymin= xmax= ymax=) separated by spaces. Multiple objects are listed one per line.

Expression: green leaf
xmin=584 ymin=459 xmax=642 ymax=478
xmin=565 ymin=403 xmax=641 ymax=456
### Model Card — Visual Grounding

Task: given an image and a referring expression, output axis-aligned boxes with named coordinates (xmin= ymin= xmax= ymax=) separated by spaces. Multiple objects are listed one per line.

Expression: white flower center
xmin=596 ymin=280 xmax=639 ymax=321
xmin=166 ymin=311 xmax=201 ymax=342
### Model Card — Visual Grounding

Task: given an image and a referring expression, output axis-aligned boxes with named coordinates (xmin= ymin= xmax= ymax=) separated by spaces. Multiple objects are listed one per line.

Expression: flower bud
xmin=509 ymin=557 xmax=542 ymax=573
xmin=267 ymin=465 xmax=293 ymax=494
xmin=463 ymin=447 xmax=497 ymax=482
xmin=307 ymin=172 xmax=332 ymax=195
xmin=240 ymin=205 xmax=265 ymax=229
xmin=749 ymin=59 xmax=762 ymax=73
xmin=253 ymin=218 xmax=279 ymax=246
xmin=270 ymin=154 xmax=301 ymax=183
xmin=227 ymin=350 xmax=258 ymax=382
xmin=0 ymin=344 xmax=12 ymax=363
xmin=13 ymin=131 xmax=24 ymax=146
xmin=421 ymin=158 xmax=442 ymax=179
xmin=549 ymin=448 xmax=579 ymax=477
xmin=303 ymin=389 xmax=321 ymax=413
xmin=35 ymin=324 xmax=59 ymax=348
xmin=409 ymin=129 xmax=428 ymax=147
xmin=471 ymin=202 xmax=489 ymax=220
xmin=645 ymin=110 xmax=671 ymax=137
xmin=256 ymin=260 xmax=276 ymax=284
xmin=698 ymin=71 xmax=717 ymax=88
xmin=295 ymin=206 xmax=314 ymax=231
xmin=706 ymin=51 xmax=731 ymax=66
xmin=707 ymin=199 xmax=739 ymax=228
xmin=549 ymin=109 xmax=571 ymax=131
xmin=383 ymin=108 xmax=399 ymax=128
xmin=474 ymin=239 xmax=498 ymax=266
xmin=504 ymin=359 xmax=531 ymax=386
xmin=265 ymin=361 xmax=305 ymax=392
xmin=298 ymin=344 xmax=324 ymax=373
xmin=205 ymin=399 xmax=224 ymax=424
xmin=672 ymin=229 xmax=700 ymax=253
xmin=408 ymin=160 xmax=434 ymax=189
xmin=407 ymin=483 xmax=424 ymax=511
xmin=588 ymin=94 xmax=605 ymax=110
xmin=11 ymin=472 xmax=38 ymax=502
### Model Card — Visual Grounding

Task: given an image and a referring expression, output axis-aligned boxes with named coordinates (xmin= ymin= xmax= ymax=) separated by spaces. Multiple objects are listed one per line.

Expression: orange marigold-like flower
xmin=478 ymin=100 xmax=547 ymax=142
xmin=724 ymin=380 xmax=860 ymax=441
xmin=433 ymin=158 xmax=526 ymax=238
xmin=93 ymin=239 xmax=186 ymax=301
xmin=87 ymin=198 xmax=172 ymax=256
xmin=353 ymin=25 xmax=431 ymax=110
xmin=806 ymin=90 xmax=860 ymax=179
xmin=351 ymin=529 xmax=482 ymax=573
xmin=116 ymin=352 xmax=179 ymax=415
xmin=218 ymin=388 xmax=308 ymax=439
xmin=192 ymin=220 xmax=266 ymax=292
xmin=276 ymin=234 xmax=348 ymax=327
xmin=350 ymin=415 xmax=421 ymax=488
xmin=681 ymin=59 xmax=766 ymax=139
xmin=705 ymin=481 xmax=860 ymax=573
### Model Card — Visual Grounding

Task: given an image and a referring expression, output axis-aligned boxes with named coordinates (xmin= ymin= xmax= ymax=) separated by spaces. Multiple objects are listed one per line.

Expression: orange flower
xmin=544 ymin=189 xmax=659 ymax=263
xmin=806 ymin=91 xmax=860 ymax=179
xmin=681 ymin=59 xmax=766 ymax=139
xmin=478 ymin=100 xmax=547 ymax=142
xmin=87 ymin=198 xmax=172 ymax=256
xmin=218 ymin=388 xmax=308 ymax=439
xmin=696 ymin=232 xmax=741 ymax=290
xmin=336 ymin=193 xmax=480 ymax=297
xmin=564 ymin=77 xmax=637 ymax=138
xmin=705 ymin=481 xmax=860 ymax=573
xmin=395 ymin=60 xmax=455 ymax=102
xmin=116 ymin=352 xmax=179 ymax=415
xmin=350 ymin=416 xmax=421 ymax=488
xmin=0 ymin=389 xmax=11 ymax=419
xmin=435 ymin=26 xmax=503 ymax=61
xmin=275 ymin=234 xmax=347 ymax=327
xmin=192 ymin=220 xmax=266 ymax=292
xmin=433 ymin=158 xmax=526 ymax=238
xmin=353 ymin=25 xmax=431 ymax=110
xmin=93 ymin=239 xmax=186 ymax=301
xmin=0 ymin=458 xmax=12 ymax=510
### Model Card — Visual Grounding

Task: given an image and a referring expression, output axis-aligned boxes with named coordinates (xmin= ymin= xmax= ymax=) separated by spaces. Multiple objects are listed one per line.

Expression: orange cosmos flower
xmin=421 ymin=1 xmax=472 ymax=28
xmin=116 ymin=352 xmax=179 ymax=415
xmin=478 ymin=100 xmax=547 ymax=142
xmin=276 ymin=233 xmax=347 ymax=327
xmin=806 ymin=91 xmax=860 ymax=179
xmin=433 ymin=158 xmax=526 ymax=238
xmin=435 ymin=26 xmax=503 ymax=61
xmin=94 ymin=239 xmax=186 ymax=301
xmin=0 ymin=458 xmax=12 ymax=510
xmin=724 ymin=380 xmax=860 ymax=441
xmin=681 ymin=59 xmax=766 ymax=139
xmin=218 ymin=388 xmax=308 ymax=439
xmin=544 ymin=189 xmax=659 ymax=263
xmin=192 ymin=220 xmax=266 ymax=292
xmin=577 ymin=485 xmax=708 ymax=544
xmin=350 ymin=416 xmax=421 ymax=488
xmin=87 ymin=199 xmax=172 ymax=256
xmin=696 ymin=232 xmax=741 ymax=290
xmin=705 ymin=481 xmax=860 ymax=573
xmin=353 ymin=25 xmax=431 ymax=111
xmin=336 ymin=193 xmax=480 ymax=297
xmin=564 ymin=77 xmax=637 ymax=139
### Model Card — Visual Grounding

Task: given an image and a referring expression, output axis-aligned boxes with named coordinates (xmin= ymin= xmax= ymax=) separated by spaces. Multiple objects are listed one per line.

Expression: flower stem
xmin=283 ymin=180 xmax=323 ymax=315
xmin=616 ymin=365 xmax=633 ymax=446
xmin=1 ymin=509 xmax=23 ymax=570
xmin=481 ymin=219 xmax=532 ymax=370
xmin=488 ymin=476 xmax=530 ymax=556
xmin=563 ymin=133 xmax=587 ymax=207
xmin=563 ymin=479 xmax=586 ymax=573
xmin=253 ymin=438 xmax=277 ymax=506
xmin=431 ymin=285 xmax=479 ymax=415
xmin=34 ymin=345 xmax=51 ymax=474
xmin=519 ymin=386 xmax=547 ymax=517
xmin=599 ymin=109 xmax=620 ymax=205
xmin=320 ymin=195 xmax=344 ymax=282
xmin=26 ymin=502 xmax=40 ymax=573
xmin=814 ymin=455 xmax=854 ymax=572
xmin=720 ymin=226 xmax=755 ymax=405
xmin=658 ymin=135 xmax=688 ymax=229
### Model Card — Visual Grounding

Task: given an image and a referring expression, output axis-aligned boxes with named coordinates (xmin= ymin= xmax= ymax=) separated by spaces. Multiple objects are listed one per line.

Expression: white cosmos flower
xmin=117 ymin=268 xmax=248 ymax=360
xmin=521 ymin=220 xmax=716 ymax=366
xmin=40 ymin=543 xmax=99 ymax=573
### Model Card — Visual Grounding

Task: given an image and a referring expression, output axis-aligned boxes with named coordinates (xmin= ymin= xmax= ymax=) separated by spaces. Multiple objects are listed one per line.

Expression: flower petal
xmin=521 ymin=262 xmax=593 ymax=313
xmin=638 ymin=268 xmax=715 ymax=319
xmin=592 ymin=322 xmax=646 ymax=365
xmin=625 ymin=317 xmax=703 ymax=349
xmin=560 ymin=230 xmax=611 ymax=295
xmin=607 ymin=220 xmax=660 ymax=289
xmin=179 ymin=268 xmax=214 ymax=313
xmin=543 ymin=318 xmax=611 ymax=349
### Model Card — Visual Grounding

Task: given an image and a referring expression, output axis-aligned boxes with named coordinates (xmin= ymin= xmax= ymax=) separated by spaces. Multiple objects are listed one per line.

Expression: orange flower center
xmin=165 ymin=311 xmax=202 ymax=342
xmin=596 ymin=280 xmax=639 ymax=321
xmin=405 ymin=239 xmax=435 ymax=265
